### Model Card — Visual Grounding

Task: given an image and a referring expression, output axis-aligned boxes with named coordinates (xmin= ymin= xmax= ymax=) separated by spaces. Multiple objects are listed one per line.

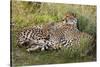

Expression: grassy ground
xmin=11 ymin=1 xmax=96 ymax=66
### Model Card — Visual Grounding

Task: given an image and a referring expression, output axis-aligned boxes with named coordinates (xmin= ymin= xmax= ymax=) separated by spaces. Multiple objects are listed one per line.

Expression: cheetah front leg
xmin=26 ymin=43 xmax=48 ymax=52
xmin=26 ymin=45 xmax=40 ymax=52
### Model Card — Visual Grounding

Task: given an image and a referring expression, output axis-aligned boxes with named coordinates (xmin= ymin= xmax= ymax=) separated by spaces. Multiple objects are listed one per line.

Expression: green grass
xmin=11 ymin=1 xmax=96 ymax=66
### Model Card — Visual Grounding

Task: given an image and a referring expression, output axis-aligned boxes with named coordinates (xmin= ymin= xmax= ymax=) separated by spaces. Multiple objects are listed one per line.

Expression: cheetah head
xmin=62 ymin=12 xmax=77 ymax=25
xmin=17 ymin=32 xmax=30 ymax=48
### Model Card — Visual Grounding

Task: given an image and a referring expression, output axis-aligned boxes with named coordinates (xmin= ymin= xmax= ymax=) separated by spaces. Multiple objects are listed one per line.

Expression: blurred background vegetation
xmin=11 ymin=1 xmax=96 ymax=66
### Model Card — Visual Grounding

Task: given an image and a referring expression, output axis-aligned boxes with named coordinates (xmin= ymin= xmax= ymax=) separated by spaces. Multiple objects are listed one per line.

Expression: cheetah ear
xmin=71 ymin=12 xmax=77 ymax=18
xmin=62 ymin=12 xmax=70 ymax=21
xmin=73 ymin=13 xmax=77 ymax=18
xmin=62 ymin=14 xmax=67 ymax=21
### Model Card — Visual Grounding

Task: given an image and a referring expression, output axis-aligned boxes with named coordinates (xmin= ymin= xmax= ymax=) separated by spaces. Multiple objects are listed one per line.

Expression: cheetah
xmin=40 ymin=12 xmax=93 ymax=50
xmin=17 ymin=12 xmax=93 ymax=53
xmin=17 ymin=26 xmax=50 ymax=51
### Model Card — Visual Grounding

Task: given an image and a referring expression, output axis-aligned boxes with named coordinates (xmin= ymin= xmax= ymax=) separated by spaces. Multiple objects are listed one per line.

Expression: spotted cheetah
xmin=40 ymin=12 xmax=93 ymax=50
xmin=17 ymin=26 xmax=50 ymax=51
xmin=17 ymin=12 xmax=93 ymax=53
